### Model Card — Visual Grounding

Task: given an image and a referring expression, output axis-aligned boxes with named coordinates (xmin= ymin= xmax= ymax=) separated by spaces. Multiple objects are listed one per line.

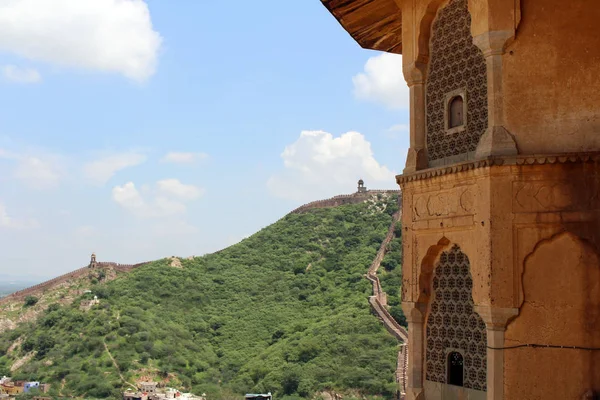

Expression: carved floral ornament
xmin=513 ymin=181 xmax=599 ymax=213
xmin=413 ymin=188 xmax=476 ymax=220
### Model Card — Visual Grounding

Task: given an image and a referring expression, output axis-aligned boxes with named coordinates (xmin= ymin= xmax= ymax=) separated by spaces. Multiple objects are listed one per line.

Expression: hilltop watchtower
xmin=321 ymin=0 xmax=600 ymax=399
xmin=89 ymin=253 xmax=97 ymax=269
xmin=357 ymin=179 xmax=367 ymax=193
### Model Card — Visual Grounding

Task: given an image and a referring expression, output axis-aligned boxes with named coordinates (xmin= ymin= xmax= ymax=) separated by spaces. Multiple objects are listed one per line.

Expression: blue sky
xmin=0 ymin=0 xmax=409 ymax=279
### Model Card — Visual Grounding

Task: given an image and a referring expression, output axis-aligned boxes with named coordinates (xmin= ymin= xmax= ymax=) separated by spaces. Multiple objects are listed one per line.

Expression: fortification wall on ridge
xmin=0 ymin=261 xmax=149 ymax=304
xmin=209 ymin=189 xmax=401 ymax=255
xmin=0 ymin=266 xmax=92 ymax=303
xmin=96 ymin=262 xmax=149 ymax=273
xmin=290 ymin=190 xmax=400 ymax=214
xmin=363 ymin=208 xmax=408 ymax=395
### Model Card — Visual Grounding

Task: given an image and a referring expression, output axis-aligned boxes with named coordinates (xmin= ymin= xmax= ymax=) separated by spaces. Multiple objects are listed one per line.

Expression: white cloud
xmin=0 ymin=203 xmax=38 ymax=230
xmin=267 ymin=130 xmax=396 ymax=202
xmin=113 ymin=182 xmax=150 ymax=216
xmin=83 ymin=152 xmax=147 ymax=185
xmin=15 ymin=156 xmax=62 ymax=189
xmin=387 ymin=124 xmax=409 ymax=133
xmin=0 ymin=0 xmax=162 ymax=82
xmin=75 ymin=225 xmax=96 ymax=237
xmin=0 ymin=149 xmax=63 ymax=189
xmin=157 ymin=179 xmax=204 ymax=200
xmin=352 ymin=53 xmax=409 ymax=109
xmin=160 ymin=152 xmax=209 ymax=164
xmin=2 ymin=65 xmax=41 ymax=83
xmin=150 ymin=220 xmax=199 ymax=237
xmin=383 ymin=123 xmax=409 ymax=140
xmin=112 ymin=179 xmax=204 ymax=218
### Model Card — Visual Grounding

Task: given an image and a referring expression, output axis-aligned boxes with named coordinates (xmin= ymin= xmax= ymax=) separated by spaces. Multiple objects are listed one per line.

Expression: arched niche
xmin=505 ymin=231 xmax=600 ymax=399
xmin=423 ymin=244 xmax=487 ymax=391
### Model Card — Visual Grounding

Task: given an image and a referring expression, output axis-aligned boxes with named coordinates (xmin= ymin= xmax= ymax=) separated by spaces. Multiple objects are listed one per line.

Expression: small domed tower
xmin=357 ymin=179 xmax=367 ymax=193
xmin=89 ymin=253 xmax=97 ymax=269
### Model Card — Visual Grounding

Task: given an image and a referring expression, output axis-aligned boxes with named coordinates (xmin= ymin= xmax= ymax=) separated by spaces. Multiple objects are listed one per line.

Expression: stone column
xmin=474 ymin=305 xmax=519 ymax=400
xmin=403 ymin=62 xmax=429 ymax=174
xmin=473 ymin=31 xmax=518 ymax=158
xmin=402 ymin=301 xmax=427 ymax=400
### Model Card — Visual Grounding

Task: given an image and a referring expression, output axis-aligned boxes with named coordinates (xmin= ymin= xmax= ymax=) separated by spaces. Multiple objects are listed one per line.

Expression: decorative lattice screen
xmin=426 ymin=0 xmax=488 ymax=162
xmin=425 ymin=244 xmax=487 ymax=391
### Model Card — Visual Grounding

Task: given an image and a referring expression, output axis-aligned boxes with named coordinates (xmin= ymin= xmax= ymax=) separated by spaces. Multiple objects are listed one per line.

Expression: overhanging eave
xmin=321 ymin=0 xmax=403 ymax=54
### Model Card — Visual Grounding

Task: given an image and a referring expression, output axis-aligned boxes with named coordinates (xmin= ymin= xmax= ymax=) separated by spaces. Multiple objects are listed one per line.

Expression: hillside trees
xmin=0 ymin=194 xmax=405 ymax=399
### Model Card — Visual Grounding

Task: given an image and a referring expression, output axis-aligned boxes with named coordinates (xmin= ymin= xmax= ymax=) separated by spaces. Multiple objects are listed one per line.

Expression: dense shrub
xmin=0 ymin=194 xmax=405 ymax=399
xmin=24 ymin=296 xmax=38 ymax=307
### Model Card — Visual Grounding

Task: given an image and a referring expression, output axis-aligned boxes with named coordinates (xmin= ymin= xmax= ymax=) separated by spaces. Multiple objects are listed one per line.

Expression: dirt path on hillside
xmin=59 ymin=378 xmax=66 ymax=397
xmin=103 ymin=339 xmax=137 ymax=389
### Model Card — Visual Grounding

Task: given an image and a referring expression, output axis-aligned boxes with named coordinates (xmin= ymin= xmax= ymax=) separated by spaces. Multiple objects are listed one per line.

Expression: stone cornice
xmin=396 ymin=152 xmax=600 ymax=184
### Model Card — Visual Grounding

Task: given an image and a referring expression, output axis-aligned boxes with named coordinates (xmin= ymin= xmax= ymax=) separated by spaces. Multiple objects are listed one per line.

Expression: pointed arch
xmin=418 ymin=236 xmax=451 ymax=305
xmin=424 ymin=244 xmax=487 ymax=391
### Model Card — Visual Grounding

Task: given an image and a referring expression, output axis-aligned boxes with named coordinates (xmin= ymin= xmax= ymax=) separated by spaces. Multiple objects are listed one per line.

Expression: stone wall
xmin=503 ymin=0 xmax=600 ymax=155
xmin=399 ymin=153 xmax=600 ymax=400
xmin=290 ymin=190 xmax=400 ymax=214
xmin=363 ymin=209 xmax=409 ymax=397
xmin=96 ymin=262 xmax=149 ymax=273
xmin=0 ymin=261 xmax=150 ymax=304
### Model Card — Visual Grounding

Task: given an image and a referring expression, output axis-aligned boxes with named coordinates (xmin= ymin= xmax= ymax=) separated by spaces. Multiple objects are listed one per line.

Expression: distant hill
xmin=0 ymin=281 xmax=40 ymax=299
xmin=0 ymin=192 xmax=404 ymax=400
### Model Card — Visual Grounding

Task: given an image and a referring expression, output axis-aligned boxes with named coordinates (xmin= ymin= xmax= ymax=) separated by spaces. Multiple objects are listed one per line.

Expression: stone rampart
xmin=363 ymin=208 xmax=408 ymax=396
xmin=290 ymin=190 xmax=400 ymax=214
xmin=0 ymin=261 xmax=149 ymax=304
xmin=209 ymin=189 xmax=401 ymax=255
xmin=96 ymin=262 xmax=149 ymax=272
xmin=397 ymin=344 xmax=408 ymax=394
xmin=365 ymin=211 xmax=408 ymax=341
xmin=369 ymin=296 xmax=408 ymax=341
xmin=0 ymin=266 xmax=91 ymax=303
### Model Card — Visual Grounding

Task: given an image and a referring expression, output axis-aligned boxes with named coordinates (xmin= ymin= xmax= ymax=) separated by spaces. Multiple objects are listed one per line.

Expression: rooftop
xmin=321 ymin=0 xmax=402 ymax=54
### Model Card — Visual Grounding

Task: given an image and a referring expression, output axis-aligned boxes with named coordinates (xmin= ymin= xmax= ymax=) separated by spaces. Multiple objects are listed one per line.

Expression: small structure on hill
xmin=80 ymin=295 xmax=100 ymax=311
xmin=290 ymin=180 xmax=400 ymax=214
xmin=123 ymin=390 xmax=147 ymax=400
xmin=89 ymin=253 xmax=97 ymax=268
xmin=0 ymin=377 xmax=50 ymax=397
xmin=357 ymin=179 xmax=367 ymax=193
xmin=124 ymin=383 xmax=205 ymax=400
xmin=140 ymin=382 xmax=157 ymax=394
xmin=245 ymin=393 xmax=272 ymax=400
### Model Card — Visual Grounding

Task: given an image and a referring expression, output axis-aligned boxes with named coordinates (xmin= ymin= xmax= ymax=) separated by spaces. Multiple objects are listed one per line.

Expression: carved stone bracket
xmin=405 ymin=148 xmax=429 ymax=174
xmin=476 ymin=126 xmax=518 ymax=158
xmin=402 ymin=301 xmax=427 ymax=323
xmin=474 ymin=305 xmax=519 ymax=331
xmin=473 ymin=30 xmax=519 ymax=158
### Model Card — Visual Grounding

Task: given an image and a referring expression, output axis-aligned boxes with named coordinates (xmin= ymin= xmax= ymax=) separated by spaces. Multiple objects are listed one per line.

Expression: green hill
xmin=0 ymin=194 xmax=404 ymax=400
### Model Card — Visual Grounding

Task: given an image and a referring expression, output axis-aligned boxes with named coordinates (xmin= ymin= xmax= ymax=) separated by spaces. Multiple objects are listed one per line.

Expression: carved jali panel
xmin=425 ymin=245 xmax=487 ymax=391
xmin=426 ymin=0 xmax=488 ymax=162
